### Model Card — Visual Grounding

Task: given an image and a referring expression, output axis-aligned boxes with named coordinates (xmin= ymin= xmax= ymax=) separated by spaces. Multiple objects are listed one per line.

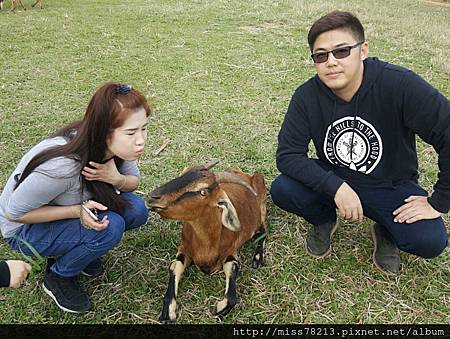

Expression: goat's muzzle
xmin=146 ymin=196 xmax=167 ymax=212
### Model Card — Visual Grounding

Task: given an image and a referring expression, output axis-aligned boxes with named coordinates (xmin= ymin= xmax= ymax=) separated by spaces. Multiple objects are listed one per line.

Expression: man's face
xmin=312 ymin=29 xmax=368 ymax=101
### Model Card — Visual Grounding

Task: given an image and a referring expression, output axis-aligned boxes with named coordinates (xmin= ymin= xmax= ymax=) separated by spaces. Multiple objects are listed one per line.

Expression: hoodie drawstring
xmin=349 ymin=92 xmax=360 ymax=167
xmin=331 ymin=100 xmax=337 ymax=127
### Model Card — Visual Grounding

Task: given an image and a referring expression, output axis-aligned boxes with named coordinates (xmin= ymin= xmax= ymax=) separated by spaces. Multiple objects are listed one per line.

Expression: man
xmin=270 ymin=11 xmax=449 ymax=274
xmin=0 ymin=259 xmax=31 ymax=288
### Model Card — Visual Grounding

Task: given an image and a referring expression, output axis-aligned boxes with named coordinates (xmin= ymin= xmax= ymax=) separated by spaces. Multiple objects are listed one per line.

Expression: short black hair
xmin=308 ymin=11 xmax=365 ymax=51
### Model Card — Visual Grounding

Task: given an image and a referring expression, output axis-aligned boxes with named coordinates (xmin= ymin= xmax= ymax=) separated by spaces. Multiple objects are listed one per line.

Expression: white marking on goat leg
xmin=216 ymin=298 xmax=228 ymax=314
xmin=169 ymin=260 xmax=185 ymax=320
xmin=161 ymin=257 xmax=186 ymax=322
xmin=169 ymin=298 xmax=177 ymax=321
xmin=215 ymin=260 xmax=234 ymax=314
xmin=170 ymin=259 xmax=185 ymax=298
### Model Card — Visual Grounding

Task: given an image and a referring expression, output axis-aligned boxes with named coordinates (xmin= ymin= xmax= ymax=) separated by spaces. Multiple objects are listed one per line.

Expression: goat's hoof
xmin=211 ymin=299 xmax=236 ymax=319
xmin=251 ymin=254 xmax=264 ymax=269
xmin=159 ymin=316 xmax=176 ymax=325
xmin=159 ymin=309 xmax=177 ymax=324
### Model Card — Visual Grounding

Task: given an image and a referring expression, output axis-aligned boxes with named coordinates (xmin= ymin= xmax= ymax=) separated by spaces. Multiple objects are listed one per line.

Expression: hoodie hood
xmin=308 ymin=57 xmax=392 ymax=180
xmin=314 ymin=57 xmax=388 ymax=104
xmin=311 ymin=58 xmax=388 ymax=175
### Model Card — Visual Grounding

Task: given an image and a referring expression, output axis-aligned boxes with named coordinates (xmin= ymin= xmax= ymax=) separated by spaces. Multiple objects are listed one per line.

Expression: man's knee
xmin=270 ymin=175 xmax=288 ymax=208
xmin=270 ymin=175 xmax=308 ymax=205
xmin=398 ymin=221 xmax=448 ymax=259
xmin=270 ymin=174 xmax=324 ymax=210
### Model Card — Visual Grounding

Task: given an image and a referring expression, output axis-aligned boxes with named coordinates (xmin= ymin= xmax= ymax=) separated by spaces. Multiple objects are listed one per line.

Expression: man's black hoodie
xmin=276 ymin=57 xmax=450 ymax=213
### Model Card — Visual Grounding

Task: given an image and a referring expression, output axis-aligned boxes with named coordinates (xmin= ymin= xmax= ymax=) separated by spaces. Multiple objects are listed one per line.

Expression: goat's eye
xmin=200 ymin=189 xmax=207 ymax=196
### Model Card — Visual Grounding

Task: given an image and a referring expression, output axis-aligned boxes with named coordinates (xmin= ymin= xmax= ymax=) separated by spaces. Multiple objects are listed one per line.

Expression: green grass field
xmin=0 ymin=0 xmax=449 ymax=324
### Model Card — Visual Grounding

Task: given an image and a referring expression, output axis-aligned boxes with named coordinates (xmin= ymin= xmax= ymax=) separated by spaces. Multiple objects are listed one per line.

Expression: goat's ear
xmin=180 ymin=166 xmax=190 ymax=176
xmin=180 ymin=165 xmax=204 ymax=176
xmin=217 ymin=192 xmax=241 ymax=232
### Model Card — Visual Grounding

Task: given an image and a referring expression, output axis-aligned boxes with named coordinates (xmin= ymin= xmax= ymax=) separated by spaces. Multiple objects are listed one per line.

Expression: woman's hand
xmin=79 ymin=200 xmax=109 ymax=231
xmin=6 ymin=260 xmax=32 ymax=288
xmin=82 ymin=159 xmax=122 ymax=186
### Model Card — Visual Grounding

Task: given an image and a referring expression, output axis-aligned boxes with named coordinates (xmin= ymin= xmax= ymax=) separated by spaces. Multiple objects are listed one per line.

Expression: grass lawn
xmin=0 ymin=0 xmax=449 ymax=324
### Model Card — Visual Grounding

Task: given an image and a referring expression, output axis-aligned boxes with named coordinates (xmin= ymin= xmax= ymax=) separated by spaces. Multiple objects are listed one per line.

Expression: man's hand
xmin=334 ymin=182 xmax=364 ymax=221
xmin=82 ymin=159 xmax=122 ymax=186
xmin=6 ymin=260 xmax=32 ymax=288
xmin=393 ymin=195 xmax=441 ymax=223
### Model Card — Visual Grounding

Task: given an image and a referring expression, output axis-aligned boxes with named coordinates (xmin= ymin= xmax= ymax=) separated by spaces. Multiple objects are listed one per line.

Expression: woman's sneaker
xmin=81 ymin=258 xmax=103 ymax=277
xmin=43 ymin=271 xmax=91 ymax=313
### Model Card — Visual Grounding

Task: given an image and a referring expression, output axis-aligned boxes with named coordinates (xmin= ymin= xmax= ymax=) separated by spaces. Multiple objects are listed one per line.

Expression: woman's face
xmin=106 ymin=107 xmax=148 ymax=160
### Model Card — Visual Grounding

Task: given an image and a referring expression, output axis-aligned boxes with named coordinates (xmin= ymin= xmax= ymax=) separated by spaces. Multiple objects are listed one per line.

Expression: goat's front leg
xmin=213 ymin=255 xmax=239 ymax=320
xmin=17 ymin=0 xmax=26 ymax=10
xmin=159 ymin=253 xmax=190 ymax=324
xmin=31 ymin=0 xmax=42 ymax=8
xmin=252 ymin=227 xmax=267 ymax=268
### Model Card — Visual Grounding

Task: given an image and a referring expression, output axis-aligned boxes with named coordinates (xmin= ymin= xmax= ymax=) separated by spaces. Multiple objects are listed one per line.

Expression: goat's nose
xmin=151 ymin=193 xmax=161 ymax=199
xmin=146 ymin=196 xmax=165 ymax=211
xmin=146 ymin=196 xmax=158 ymax=205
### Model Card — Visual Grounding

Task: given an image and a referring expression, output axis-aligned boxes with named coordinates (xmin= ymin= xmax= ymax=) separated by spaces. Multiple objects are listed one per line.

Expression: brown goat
xmin=147 ymin=160 xmax=267 ymax=323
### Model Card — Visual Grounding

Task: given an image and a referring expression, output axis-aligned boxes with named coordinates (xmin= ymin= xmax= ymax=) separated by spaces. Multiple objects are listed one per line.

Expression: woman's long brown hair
xmin=14 ymin=82 xmax=151 ymax=213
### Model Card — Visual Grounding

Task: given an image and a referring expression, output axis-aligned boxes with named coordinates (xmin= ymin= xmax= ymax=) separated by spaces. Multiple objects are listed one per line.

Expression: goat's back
xmin=178 ymin=168 xmax=267 ymax=273
xmin=218 ymin=169 xmax=266 ymax=251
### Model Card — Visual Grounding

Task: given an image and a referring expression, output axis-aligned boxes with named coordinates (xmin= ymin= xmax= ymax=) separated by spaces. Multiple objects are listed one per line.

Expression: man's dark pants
xmin=270 ymin=161 xmax=448 ymax=259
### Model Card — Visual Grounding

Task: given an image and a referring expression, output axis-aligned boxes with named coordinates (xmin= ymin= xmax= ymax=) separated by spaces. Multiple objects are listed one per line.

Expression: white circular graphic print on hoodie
xmin=323 ymin=116 xmax=383 ymax=174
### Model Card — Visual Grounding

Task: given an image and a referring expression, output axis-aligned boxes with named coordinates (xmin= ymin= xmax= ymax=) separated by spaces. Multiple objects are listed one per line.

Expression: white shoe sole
xmin=42 ymin=282 xmax=88 ymax=313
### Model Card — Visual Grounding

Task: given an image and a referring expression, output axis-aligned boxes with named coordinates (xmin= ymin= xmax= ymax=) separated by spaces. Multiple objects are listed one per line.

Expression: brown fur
xmin=148 ymin=166 xmax=267 ymax=321
xmin=157 ymin=170 xmax=266 ymax=273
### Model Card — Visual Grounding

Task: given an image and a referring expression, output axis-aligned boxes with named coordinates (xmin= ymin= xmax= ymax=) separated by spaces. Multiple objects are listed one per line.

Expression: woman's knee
xmin=101 ymin=212 xmax=126 ymax=247
xmin=131 ymin=196 xmax=149 ymax=227
xmin=122 ymin=193 xmax=149 ymax=229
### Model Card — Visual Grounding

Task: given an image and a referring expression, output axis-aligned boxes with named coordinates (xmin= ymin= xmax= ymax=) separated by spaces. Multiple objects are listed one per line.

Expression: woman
xmin=0 ymin=82 xmax=150 ymax=313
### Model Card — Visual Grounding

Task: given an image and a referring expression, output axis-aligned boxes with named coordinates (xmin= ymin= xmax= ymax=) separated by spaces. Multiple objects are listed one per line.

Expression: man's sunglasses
xmin=311 ymin=41 xmax=364 ymax=63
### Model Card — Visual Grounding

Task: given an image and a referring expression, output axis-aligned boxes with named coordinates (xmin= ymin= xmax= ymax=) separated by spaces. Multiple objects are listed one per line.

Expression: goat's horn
xmin=203 ymin=159 xmax=220 ymax=170
xmin=215 ymin=172 xmax=257 ymax=196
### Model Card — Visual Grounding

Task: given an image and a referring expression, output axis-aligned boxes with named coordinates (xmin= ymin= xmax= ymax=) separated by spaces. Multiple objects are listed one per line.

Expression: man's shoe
xmin=81 ymin=258 xmax=102 ymax=277
xmin=43 ymin=271 xmax=91 ymax=313
xmin=370 ymin=223 xmax=400 ymax=274
xmin=305 ymin=221 xmax=338 ymax=258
